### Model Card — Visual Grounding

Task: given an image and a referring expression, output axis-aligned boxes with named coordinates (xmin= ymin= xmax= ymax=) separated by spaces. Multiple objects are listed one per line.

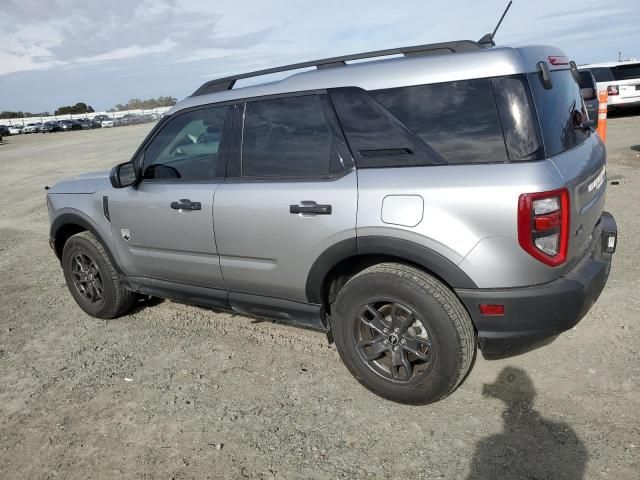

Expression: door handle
xmin=170 ymin=199 xmax=202 ymax=211
xmin=290 ymin=202 xmax=332 ymax=215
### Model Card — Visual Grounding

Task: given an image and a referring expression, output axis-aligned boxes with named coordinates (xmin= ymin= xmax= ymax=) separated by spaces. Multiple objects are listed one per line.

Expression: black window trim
xmin=224 ymin=90 xmax=355 ymax=183
xmin=330 ymin=86 xmax=448 ymax=169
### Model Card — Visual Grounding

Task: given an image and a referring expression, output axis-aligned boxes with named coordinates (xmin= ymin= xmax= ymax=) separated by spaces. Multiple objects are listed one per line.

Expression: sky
xmin=0 ymin=0 xmax=638 ymax=113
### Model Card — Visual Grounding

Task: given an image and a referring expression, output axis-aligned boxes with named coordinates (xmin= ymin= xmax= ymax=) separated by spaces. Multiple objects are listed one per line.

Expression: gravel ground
xmin=0 ymin=120 xmax=638 ymax=479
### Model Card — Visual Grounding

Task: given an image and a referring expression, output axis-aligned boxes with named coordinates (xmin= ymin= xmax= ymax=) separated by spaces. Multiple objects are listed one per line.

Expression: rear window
xmin=372 ymin=79 xmax=509 ymax=164
xmin=528 ymin=70 xmax=590 ymax=157
xmin=612 ymin=63 xmax=640 ymax=81
xmin=590 ymin=67 xmax=615 ymax=82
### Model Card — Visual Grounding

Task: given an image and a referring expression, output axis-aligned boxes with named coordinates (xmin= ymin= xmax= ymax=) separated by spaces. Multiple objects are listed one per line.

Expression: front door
xmin=214 ymin=94 xmax=357 ymax=304
xmin=109 ymin=105 xmax=232 ymax=289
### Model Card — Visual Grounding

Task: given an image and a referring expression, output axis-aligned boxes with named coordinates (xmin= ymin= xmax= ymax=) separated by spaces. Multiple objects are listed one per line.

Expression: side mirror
xmin=110 ymin=162 xmax=138 ymax=188
xmin=581 ymin=87 xmax=596 ymax=101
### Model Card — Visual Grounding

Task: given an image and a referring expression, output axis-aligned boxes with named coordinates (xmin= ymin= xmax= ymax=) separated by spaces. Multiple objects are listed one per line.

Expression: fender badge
xmin=121 ymin=229 xmax=131 ymax=241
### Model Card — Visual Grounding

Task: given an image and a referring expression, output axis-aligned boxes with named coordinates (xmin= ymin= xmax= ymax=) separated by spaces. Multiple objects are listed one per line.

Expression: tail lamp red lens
xmin=518 ymin=189 xmax=569 ymax=267
xmin=479 ymin=304 xmax=505 ymax=316
xmin=607 ymin=85 xmax=619 ymax=96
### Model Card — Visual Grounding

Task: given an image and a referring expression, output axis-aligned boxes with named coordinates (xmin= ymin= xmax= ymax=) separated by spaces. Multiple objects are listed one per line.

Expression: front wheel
xmin=62 ymin=231 xmax=136 ymax=319
xmin=331 ymin=263 xmax=476 ymax=404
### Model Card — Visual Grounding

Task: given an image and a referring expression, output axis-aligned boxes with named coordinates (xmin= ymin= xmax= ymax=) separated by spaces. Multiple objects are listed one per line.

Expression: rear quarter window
xmin=372 ymin=79 xmax=509 ymax=164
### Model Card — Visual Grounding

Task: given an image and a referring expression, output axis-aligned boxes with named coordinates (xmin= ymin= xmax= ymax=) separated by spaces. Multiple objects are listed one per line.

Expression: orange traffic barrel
xmin=596 ymin=91 xmax=608 ymax=143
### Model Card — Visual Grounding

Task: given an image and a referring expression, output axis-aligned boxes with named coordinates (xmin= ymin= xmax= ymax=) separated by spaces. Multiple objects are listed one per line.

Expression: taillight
xmin=607 ymin=85 xmax=619 ymax=96
xmin=518 ymin=189 xmax=569 ymax=267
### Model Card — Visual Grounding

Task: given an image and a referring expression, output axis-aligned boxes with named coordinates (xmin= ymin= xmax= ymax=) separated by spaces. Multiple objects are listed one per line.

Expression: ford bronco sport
xmin=47 ymin=40 xmax=617 ymax=404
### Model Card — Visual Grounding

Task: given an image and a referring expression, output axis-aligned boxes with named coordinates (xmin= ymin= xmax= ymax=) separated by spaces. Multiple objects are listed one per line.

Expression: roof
xmin=579 ymin=59 xmax=640 ymax=69
xmin=169 ymin=43 xmax=568 ymax=115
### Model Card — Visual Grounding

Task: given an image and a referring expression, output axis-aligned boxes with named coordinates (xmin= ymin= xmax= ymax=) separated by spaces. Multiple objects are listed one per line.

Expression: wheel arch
xmin=305 ymin=236 xmax=477 ymax=306
xmin=50 ymin=212 xmax=121 ymax=273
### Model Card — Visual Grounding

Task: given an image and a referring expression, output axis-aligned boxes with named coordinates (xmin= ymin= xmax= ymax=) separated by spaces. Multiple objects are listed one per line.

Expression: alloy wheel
xmin=354 ymin=302 xmax=433 ymax=383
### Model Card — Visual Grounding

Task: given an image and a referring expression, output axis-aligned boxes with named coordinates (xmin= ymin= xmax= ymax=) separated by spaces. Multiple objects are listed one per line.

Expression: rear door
xmin=213 ymin=93 xmax=357 ymax=304
xmin=611 ymin=63 xmax=640 ymax=104
xmin=108 ymin=105 xmax=232 ymax=289
xmin=528 ymin=68 xmax=606 ymax=263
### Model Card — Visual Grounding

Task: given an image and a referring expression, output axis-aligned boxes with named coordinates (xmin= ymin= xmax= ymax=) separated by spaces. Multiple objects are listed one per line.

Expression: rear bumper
xmin=456 ymin=212 xmax=617 ymax=358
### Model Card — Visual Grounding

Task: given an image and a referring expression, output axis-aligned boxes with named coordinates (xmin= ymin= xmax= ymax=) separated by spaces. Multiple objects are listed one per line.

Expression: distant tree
xmin=54 ymin=102 xmax=95 ymax=115
xmin=0 ymin=110 xmax=51 ymax=119
xmin=112 ymin=96 xmax=177 ymax=111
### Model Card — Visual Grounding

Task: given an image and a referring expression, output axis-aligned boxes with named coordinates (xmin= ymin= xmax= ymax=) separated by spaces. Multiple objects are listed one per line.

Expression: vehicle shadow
xmin=631 ymin=145 xmax=640 ymax=152
xmin=129 ymin=295 xmax=165 ymax=314
xmin=467 ymin=367 xmax=588 ymax=480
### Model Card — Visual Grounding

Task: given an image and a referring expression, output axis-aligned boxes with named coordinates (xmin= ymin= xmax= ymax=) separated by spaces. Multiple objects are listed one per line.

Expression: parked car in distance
xmin=580 ymin=60 xmax=640 ymax=112
xmin=41 ymin=121 xmax=62 ymax=133
xmin=93 ymin=115 xmax=115 ymax=128
xmin=8 ymin=125 xmax=23 ymax=135
xmin=118 ymin=113 xmax=143 ymax=126
xmin=0 ymin=125 xmax=10 ymax=137
xmin=578 ymin=70 xmax=599 ymax=121
xmin=77 ymin=118 xmax=94 ymax=130
xmin=23 ymin=122 xmax=42 ymax=134
xmin=57 ymin=120 xmax=82 ymax=131
xmin=47 ymin=40 xmax=617 ymax=405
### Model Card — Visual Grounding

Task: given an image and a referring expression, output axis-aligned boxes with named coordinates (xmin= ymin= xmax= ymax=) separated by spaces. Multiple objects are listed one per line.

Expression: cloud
xmin=0 ymin=0 xmax=269 ymax=76
xmin=0 ymin=0 xmax=638 ymax=112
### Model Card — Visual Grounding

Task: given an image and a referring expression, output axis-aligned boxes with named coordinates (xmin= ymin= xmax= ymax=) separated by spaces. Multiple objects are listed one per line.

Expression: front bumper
xmin=456 ymin=212 xmax=617 ymax=358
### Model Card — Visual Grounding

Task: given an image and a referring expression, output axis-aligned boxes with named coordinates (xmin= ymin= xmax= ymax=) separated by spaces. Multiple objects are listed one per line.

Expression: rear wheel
xmin=62 ymin=231 xmax=136 ymax=319
xmin=331 ymin=263 xmax=475 ymax=404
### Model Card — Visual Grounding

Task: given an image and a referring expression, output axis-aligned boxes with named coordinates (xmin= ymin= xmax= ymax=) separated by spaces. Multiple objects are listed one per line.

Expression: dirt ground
xmin=0 ymin=119 xmax=638 ymax=480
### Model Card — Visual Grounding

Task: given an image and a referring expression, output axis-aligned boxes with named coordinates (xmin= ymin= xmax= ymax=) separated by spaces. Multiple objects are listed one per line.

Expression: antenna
xmin=478 ymin=1 xmax=513 ymax=47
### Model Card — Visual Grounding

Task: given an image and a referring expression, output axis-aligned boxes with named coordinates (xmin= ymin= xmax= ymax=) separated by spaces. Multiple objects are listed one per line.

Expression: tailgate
xmin=550 ymin=135 xmax=607 ymax=264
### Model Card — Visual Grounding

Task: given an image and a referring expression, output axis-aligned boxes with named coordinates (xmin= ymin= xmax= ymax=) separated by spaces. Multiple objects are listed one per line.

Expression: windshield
xmin=528 ymin=69 xmax=590 ymax=157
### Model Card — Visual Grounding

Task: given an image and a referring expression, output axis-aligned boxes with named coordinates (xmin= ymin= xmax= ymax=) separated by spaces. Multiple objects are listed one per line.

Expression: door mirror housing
xmin=580 ymin=87 xmax=596 ymax=101
xmin=110 ymin=162 xmax=138 ymax=188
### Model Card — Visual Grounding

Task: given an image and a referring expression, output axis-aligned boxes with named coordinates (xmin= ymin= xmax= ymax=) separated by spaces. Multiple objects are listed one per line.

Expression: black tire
xmin=331 ymin=262 xmax=475 ymax=404
xmin=62 ymin=231 xmax=136 ymax=319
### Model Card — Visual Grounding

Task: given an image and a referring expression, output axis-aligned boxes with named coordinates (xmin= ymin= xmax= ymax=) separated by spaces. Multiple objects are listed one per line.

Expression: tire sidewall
xmin=62 ymin=235 xmax=117 ymax=318
xmin=333 ymin=269 xmax=465 ymax=404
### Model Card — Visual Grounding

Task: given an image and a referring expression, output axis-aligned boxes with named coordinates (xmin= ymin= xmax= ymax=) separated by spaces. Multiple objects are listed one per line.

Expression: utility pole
xmin=618 ymin=51 xmax=622 ymax=62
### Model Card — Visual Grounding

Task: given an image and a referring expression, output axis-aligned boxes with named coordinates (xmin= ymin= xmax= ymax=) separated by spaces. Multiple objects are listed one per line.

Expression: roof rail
xmin=192 ymin=40 xmax=483 ymax=96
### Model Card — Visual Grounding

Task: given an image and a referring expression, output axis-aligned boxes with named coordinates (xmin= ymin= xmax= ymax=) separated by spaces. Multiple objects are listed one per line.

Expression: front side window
xmin=143 ymin=106 xmax=228 ymax=180
xmin=528 ymin=70 xmax=589 ymax=157
xmin=372 ymin=79 xmax=509 ymax=164
xmin=241 ymin=95 xmax=333 ymax=177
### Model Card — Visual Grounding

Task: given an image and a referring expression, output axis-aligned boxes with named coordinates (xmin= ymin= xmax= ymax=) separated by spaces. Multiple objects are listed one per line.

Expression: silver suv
xmin=47 ymin=40 xmax=617 ymax=404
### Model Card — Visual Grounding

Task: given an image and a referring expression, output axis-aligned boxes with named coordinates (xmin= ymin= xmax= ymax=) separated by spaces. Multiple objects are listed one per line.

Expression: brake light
xmin=607 ymin=85 xmax=619 ymax=96
xmin=548 ymin=55 xmax=569 ymax=66
xmin=518 ymin=189 xmax=570 ymax=267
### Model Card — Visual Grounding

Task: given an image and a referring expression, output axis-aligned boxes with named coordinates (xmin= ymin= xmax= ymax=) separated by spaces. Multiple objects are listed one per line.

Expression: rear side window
xmin=578 ymin=71 xmax=595 ymax=89
xmin=528 ymin=70 xmax=589 ymax=157
xmin=241 ymin=95 xmax=332 ymax=177
xmin=372 ymin=79 xmax=509 ymax=164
